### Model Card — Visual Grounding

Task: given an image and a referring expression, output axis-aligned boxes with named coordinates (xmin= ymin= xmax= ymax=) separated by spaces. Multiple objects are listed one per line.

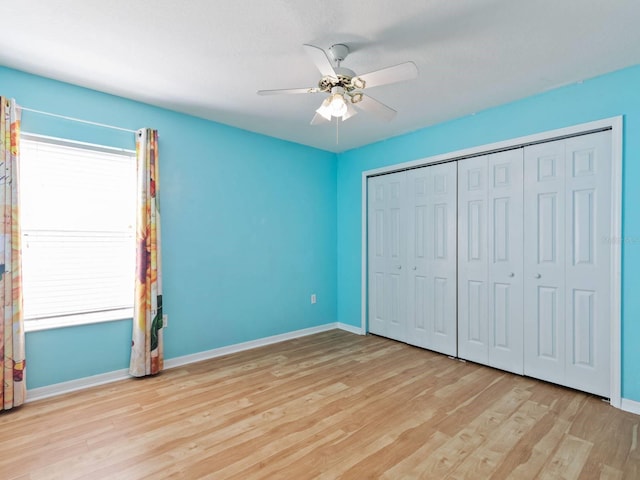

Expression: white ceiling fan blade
xmin=257 ymin=87 xmax=320 ymax=96
xmin=357 ymin=62 xmax=418 ymax=89
xmin=310 ymin=112 xmax=330 ymax=125
xmin=303 ymin=44 xmax=337 ymax=79
xmin=356 ymin=94 xmax=397 ymax=121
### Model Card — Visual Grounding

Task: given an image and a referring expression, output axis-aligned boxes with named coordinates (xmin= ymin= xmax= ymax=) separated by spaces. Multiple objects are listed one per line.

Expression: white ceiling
xmin=1 ymin=0 xmax=640 ymax=153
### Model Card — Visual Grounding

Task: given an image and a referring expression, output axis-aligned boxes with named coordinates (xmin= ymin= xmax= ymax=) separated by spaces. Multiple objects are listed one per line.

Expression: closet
xmin=368 ymin=130 xmax=613 ymax=397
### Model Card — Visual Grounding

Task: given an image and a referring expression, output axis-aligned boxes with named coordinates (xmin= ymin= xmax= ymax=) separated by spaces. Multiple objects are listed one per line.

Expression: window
xmin=20 ymin=134 xmax=136 ymax=331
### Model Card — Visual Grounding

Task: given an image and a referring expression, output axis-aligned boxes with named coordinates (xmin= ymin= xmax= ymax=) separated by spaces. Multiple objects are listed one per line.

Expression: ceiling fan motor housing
xmin=316 ymin=44 xmax=364 ymax=95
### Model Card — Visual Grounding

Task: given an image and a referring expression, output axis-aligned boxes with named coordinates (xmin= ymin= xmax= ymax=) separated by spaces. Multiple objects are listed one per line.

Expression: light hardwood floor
xmin=1 ymin=330 xmax=638 ymax=479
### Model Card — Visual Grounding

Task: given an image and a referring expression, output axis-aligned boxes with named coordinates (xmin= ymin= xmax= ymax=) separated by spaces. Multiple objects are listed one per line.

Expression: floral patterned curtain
xmin=0 ymin=97 xmax=25 ymax=409
xmin=129 ymin=128 xmax=163 ymax=377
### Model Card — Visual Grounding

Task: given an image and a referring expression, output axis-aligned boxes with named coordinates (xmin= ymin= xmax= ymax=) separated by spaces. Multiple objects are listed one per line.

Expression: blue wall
xmin=336 ymin=64 xmax=640 ymax=401
xmin=0 ymin=67 xmax=338 ymax=389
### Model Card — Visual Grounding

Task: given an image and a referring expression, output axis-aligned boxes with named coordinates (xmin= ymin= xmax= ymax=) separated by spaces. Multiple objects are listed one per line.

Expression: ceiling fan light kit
xmin=257 ymin=43 xmax=418 ymax=125
xmin=316 ymin=86 xmax=348 ymax=120
xmin=329 ymin=93 xmax=347 ymax=117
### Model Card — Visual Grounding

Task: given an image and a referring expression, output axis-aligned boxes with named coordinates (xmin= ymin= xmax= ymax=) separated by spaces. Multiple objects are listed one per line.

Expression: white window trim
xmin=20 ymin=132 xmax=137 ymax=333
xmin=24 ymin=308 xmax=133 ymax=332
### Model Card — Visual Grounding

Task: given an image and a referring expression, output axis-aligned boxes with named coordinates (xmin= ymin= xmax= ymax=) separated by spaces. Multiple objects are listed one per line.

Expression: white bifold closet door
xmin=457 ymin=149 xmax=525 ymax=374
xmin=406 ymin=163 xmax=457 ymax=355
xmin=368 ymin=171 xmax=407 ymax=342
xmin=367 ymin=163 xmax=457 ymax=356
xmin=457 ymin=131 xmax=612 ymax=397
xmin=523 ymin=132 xmax=611 ymax=397
xmin=369 ymin=130 xmax=612 ymax=397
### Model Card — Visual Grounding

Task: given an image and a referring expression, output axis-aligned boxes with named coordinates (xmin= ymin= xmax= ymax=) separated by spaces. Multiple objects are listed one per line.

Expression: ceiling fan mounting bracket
xmin=329 ymin=44 xmax=349 ymax=64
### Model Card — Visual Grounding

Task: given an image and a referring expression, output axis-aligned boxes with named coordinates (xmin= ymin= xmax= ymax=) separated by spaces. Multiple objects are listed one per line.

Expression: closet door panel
xmin=368 ymin=177 xmax=386 ymax=336
xmin=406 ymin=168 xmax=430 ymax=348
xmin=564 ymin=132 xmax=611 ymax=396
xmin=458 ymin=156 xmax=489 ymax=364
xmin=406 ymin=163 xmax=457 ymax=355
xmin=523 ymin=141 xmax=566 ymax=385
xmin=429 ymin=163 xmax=457 ymax=355
xmin=367 ymin=172 xmax=407 ymax=342
xmin=488 ymin=149 xmax=524 ymax=374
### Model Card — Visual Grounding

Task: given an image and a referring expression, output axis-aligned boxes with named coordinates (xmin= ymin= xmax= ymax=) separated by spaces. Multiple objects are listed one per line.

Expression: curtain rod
xmin=18 ymin=105 xmax=137 ymax=134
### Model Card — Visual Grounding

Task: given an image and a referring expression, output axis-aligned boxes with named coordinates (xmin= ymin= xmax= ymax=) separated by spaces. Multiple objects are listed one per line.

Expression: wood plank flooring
xmin=1 ymin=330 xmax=638 ymax=479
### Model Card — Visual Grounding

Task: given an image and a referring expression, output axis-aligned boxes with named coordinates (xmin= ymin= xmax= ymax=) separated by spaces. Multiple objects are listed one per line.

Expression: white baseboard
xmin=163 ymin=323 xmax=344 ymax=369
xmin=336 ymin=322 xmax=365 ymax=335
xmin=621 ymin=398 xmax=640 ymax=415
xmin=27 ymin=322 xmax=358 ymax=402
xmin=27 ymin=368 xmax=130 ymax=403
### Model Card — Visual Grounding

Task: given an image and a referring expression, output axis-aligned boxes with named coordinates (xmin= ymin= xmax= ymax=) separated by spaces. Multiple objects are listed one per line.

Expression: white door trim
xmin=361 ymin=116 xmax=623 ymax=409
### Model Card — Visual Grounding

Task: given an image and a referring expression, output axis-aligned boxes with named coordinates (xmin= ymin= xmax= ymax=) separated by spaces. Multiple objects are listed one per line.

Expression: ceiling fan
xmin=257 ymin=44 xmax=418 ymax=125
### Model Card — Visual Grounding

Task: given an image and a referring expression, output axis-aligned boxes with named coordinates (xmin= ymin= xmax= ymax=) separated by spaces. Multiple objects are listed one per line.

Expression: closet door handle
xmin=396 ymin=265 xmax=402 ymax=270
xmin=508 ymin=272 xmax=515 ymax=277
xmin=534 ymin=273 xmax=541 ymax=279
xmin=412 ymin=266 xmax=417 ymax=270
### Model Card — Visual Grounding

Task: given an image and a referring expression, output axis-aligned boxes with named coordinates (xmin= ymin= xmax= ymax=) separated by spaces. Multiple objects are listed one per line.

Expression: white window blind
xmin=20 ymin=135 xmax=136 ymax=328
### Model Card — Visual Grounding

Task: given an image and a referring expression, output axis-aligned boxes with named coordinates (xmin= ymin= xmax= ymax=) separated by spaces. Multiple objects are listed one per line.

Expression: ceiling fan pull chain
xmin=336 ymin=116 xmax=339 ymax=144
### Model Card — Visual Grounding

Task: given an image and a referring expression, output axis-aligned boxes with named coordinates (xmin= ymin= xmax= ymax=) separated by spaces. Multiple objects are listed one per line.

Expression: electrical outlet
xmin=311 ymin=294 xmax=317 ymax=304
xmin=162 ymin=314 xmax=168 ymax=328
